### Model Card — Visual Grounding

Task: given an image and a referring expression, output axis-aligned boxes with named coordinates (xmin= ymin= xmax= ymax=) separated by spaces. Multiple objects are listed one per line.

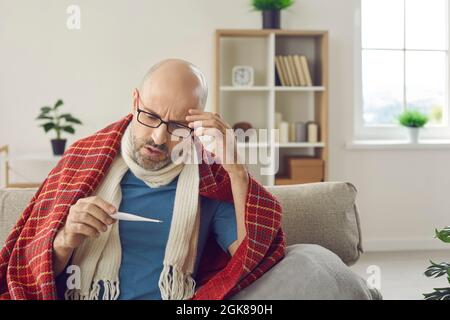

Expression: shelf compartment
xmin=275 ymin=34 xmax=326 ymax=87
xmin=219 ymin=36 xmax=271 ymax=87
xmin=220 ymin=91 xmax=270 ymax=131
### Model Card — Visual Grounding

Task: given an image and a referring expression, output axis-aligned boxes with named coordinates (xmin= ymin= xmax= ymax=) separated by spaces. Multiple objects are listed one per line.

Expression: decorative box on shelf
xmin=275 ymin=156 xmax=324 ymax=185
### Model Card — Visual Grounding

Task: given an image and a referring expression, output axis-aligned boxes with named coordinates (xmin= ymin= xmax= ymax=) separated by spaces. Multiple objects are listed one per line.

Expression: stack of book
xmin=275 ymin=55 xmax=313 ymax=87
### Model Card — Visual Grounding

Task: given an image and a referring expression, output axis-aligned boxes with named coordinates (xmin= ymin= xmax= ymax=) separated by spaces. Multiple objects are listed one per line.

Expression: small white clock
xmin=232 ymin=66 xmax=254 ymax=87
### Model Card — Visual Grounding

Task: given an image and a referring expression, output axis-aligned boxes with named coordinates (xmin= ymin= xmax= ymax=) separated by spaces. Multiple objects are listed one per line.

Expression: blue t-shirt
xmin=116 ymin=169 xmax=237 ymax=300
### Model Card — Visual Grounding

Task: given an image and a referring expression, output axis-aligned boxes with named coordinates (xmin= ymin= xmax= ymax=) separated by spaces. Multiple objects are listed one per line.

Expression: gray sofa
xmin=0 ymin=182 xmax=381 ymax=300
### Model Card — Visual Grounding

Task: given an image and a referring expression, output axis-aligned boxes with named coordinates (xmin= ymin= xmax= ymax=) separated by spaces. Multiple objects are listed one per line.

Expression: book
xmin=293 ymin=55 xmax=307 ymax=86
xmin=275 ymin=56 xmax=287 ymax=86
xmin=279 ymin=56 xmax=291 ymax=86
xmin=277 ymin=56 xmax=288 ymax=86
xmin=282 ymin=56 xmax=295 ymax=86
xmin=300 ymin=55 xmax=313 ymax=86
xmin=287 ymin=55 xmax=300 ymax=86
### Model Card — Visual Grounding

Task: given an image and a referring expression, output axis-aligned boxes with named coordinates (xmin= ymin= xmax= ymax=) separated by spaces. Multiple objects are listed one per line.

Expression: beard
xmin=131 ymin=133 xmax=171 ymax=171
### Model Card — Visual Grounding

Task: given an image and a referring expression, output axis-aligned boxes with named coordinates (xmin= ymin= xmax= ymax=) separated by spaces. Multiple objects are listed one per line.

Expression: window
xmin=358 ymin=0 xmax=449 ymax=138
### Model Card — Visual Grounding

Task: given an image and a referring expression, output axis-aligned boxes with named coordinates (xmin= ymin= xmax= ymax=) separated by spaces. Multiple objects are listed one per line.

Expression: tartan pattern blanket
xmin=0 ymin=114 xmax=286 ymax=300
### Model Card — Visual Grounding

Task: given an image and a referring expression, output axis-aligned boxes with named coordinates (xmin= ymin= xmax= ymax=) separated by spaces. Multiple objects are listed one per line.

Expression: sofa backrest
xmin=0 ymin=182 xmax=363 ymax=266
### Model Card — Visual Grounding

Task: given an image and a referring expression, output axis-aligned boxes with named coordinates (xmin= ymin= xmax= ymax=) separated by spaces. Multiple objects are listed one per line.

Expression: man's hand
xmin=52 ymin=196 xmax=117 ymax=275
xmin=186 ymin=109 xmax=249 ymax=254
xmin=186 ymin=109 xmax=245 ymax=175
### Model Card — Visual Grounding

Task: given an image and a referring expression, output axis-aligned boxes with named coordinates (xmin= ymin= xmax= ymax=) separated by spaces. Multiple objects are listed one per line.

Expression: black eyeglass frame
xmin=135 ymin=94 xmax=194 ymax=139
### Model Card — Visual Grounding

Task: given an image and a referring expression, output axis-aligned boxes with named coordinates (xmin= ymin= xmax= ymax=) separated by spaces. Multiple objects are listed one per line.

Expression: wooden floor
xmin=350 ymin=249 xmax=450 ymax=300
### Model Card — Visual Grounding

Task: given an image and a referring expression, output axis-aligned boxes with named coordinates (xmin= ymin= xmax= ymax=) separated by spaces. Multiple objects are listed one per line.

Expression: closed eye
xmin=145 ymin=112 xmax=159 ymax=120
xmin=171 ymin=122 xmax=189 ymax=128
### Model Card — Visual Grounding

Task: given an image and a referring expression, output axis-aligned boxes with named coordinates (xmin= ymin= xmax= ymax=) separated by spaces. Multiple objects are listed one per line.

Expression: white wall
xmin=1 ymin=0 xmax=449 ymax=251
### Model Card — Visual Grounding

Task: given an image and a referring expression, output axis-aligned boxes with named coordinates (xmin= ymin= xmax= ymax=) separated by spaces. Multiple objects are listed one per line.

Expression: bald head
xmin=140 ymin=58 xmax=208 ymax=109
xmin=130 ymin=59 xmax=208 ymax=170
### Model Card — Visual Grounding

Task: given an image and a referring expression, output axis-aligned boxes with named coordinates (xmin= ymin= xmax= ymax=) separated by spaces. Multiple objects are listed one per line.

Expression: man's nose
xmin=151 ymin=124 xmax=168 ymax=145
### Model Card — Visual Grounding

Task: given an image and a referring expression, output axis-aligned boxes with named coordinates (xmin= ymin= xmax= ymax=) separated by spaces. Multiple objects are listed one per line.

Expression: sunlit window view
xmin=361 ymin=0 xmax=448 ymax=126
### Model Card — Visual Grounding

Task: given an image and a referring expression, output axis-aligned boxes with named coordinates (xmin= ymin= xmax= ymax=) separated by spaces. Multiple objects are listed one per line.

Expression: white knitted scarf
xmin=65 ymin=123 xmax=200 ymax=300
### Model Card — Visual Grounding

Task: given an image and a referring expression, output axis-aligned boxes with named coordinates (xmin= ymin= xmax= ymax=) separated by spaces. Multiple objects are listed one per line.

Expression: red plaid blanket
xmin=0 ymin=114 xmax=286 ymax=300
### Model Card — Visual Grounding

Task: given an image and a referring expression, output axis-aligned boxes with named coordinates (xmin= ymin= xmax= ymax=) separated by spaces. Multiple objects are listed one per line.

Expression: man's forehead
xmin=144 ymin=89 xmax=198 ymax=107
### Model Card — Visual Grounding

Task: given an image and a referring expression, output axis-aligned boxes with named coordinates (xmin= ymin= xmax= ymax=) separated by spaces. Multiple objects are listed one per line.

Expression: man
xmin=0 ymin=58 xmax=285 ymax=300
xmin=53 ymin=59 xmax=250 ymax=300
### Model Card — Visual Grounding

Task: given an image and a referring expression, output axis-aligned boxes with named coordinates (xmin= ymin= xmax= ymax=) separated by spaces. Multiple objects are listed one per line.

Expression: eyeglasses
xmin=135 ymin=92 xmax=193 ymax=139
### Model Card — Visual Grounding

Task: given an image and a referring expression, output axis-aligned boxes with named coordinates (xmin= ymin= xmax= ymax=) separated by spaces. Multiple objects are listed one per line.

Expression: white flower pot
xmin=406 ymin=127 xmax=420 ymax=143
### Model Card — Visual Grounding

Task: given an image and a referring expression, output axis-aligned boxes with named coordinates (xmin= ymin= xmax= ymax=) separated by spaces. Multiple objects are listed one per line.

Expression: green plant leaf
xmin=39 ymin=100 xmax=81 ymax=135
xmin=251 ymin=0 xmax=295 ymax=11
xmin=435 ymin=226 xmax=450 ymax=243
xmin=57 ymin=113 xmax=71 ymax=120
xmin=59 ymin=113 xmax=82 ymax=124
xmin=41 ymin=122 xmax=55 ymax=133
xmin=54 ymin=99 xmax=64 ymax=109
xmin=62 ymin=125 xmax=75 ymax=134
xmin=397 ymin=109 xmax=429 ymax=128
xmin=67 ymin=116 xmax=82 ymax=124
xmin=424 ymin=227 xmax=450 ymax=298
xmin=424 ymin=260 xmax=450 ymax=278
xmin=40 ymin=106 xmax=52 ymax=113
xmin=423 ymin=287 xmax=450 ymax=300
xmin=36 ymin=114 xmax=53 ymax=120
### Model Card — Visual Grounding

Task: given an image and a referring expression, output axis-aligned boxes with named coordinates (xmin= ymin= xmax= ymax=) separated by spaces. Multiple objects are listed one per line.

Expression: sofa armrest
xmin=266 ymin=182 xmax=363 ymax=266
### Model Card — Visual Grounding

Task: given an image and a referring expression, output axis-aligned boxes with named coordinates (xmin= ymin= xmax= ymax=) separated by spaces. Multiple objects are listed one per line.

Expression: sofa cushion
xmin=267 ymin=182 xmax=363 ymax=266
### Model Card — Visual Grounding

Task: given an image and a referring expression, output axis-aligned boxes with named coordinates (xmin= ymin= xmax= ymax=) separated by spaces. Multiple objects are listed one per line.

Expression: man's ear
xmin=131 ymin=88 xmax=139 ymax=113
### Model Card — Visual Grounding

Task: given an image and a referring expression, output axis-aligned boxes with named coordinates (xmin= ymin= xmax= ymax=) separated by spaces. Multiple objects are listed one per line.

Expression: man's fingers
xmin=82 ymin=196 xmax=116 ymax=215
xmin=191 ymin=120 xmax=226 ymax=132
xmin=91 ymin=196 xmax=116 ymax=214
xmin=186 ymin=113 xmax=215 ymax=122
xmin=82 ymin=202 xmax=115 ymax=225
xmin=68 ymin=222 xmax=100 ymax=238
xmin=72 ymin=211 xmax=108 ymax=233
xmin=187 ymin=109 xmax=205 ymax=115
xmin=194 ymin=127 xmax=223 ymax=137
xmin=188 ymin=109 xmax=220 ymax=117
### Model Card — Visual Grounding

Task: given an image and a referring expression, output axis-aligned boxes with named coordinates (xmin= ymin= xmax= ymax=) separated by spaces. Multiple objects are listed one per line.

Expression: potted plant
xmin=397 ymin=109 xmax=429 ymax=143
xmin=251 ymin=0 xmax=295 ymax=29
xmin=36 ymin=99 xmax=82 ymax=155
xmin=423 ymin=226 xmax=450 ymax=300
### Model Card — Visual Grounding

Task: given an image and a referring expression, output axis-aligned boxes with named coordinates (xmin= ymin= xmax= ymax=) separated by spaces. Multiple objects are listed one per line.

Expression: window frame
xmin=354 ymin=0 xmax=450 ymax=141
